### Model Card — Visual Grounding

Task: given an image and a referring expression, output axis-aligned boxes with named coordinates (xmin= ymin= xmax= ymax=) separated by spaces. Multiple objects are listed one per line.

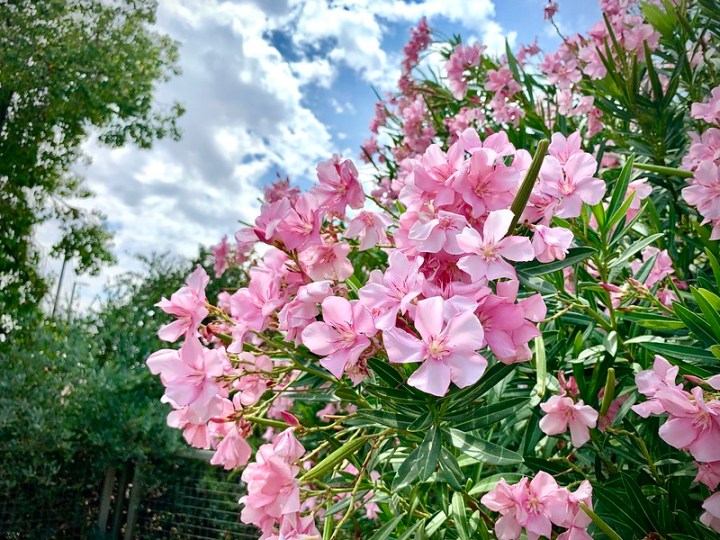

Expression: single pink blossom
xmin=299 ymin=241 xmax=354 ymax=282
xmin=156 ymin=266 xmax=210 ymax=342
xmin=695 ymin=461 xmax=720 ymax=491
xmin=692 ymin=86 xmax=720 ymax=124
xmin=701 ymin=492 xmax=720 ymax=533
xmin=683 ymin=161 xmax=720 ymax=221
xmin=345 ymin=211 xmax=393 ymax=251
xmin=211 ymin=236 xmax=231 ymax=277
xmin=631 ymin=355 xmax=683 ymax=418
xmin=302 ymin=297 xmax=377 ymax=379
xmin=408 ymin=210 xmax=469 ymax=254
xmin=147 ymin=337 xmax=228 ymax=422
xmin=532 ymin=225 xmax=573 ymax=263
xmin=210 ymin=424 xmax=252 ymax=470
xmin=539 ymin=152 xmax=606 ymax=218
xmin=278 ymin=281 xmax=334 ymax=344
xmin=451 ymin=148 xmax=521 ymax=218
xmin=359 ymin=251 xmax=425 ymax=330
xmin=383 ymin=296 xmax=487 ymax=396
xmin=456 ymin=209 xmax=535 ymax=283
xmin=313 ymin=155 xmax=365 ymax=214
xmin=539 ymin=395 xmax=599 ymax=447
xmin=656 ymin=386 xmax=720 ymax=462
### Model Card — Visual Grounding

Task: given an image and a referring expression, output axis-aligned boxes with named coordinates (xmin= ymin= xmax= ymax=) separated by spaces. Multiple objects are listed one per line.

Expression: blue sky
xmin=46 ymin=0 xmax=600 ymax=308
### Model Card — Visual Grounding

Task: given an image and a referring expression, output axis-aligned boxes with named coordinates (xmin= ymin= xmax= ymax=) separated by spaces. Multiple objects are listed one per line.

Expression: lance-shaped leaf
xmin=448 ymin=429 xmax=524 ymax=465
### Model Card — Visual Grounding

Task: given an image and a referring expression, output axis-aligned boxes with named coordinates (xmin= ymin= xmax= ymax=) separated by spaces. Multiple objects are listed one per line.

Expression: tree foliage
xmin=0 ymin=0 xmax=183 ymax=328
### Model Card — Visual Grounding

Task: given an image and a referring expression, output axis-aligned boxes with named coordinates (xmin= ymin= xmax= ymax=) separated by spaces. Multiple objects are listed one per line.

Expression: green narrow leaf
xmin=609 ymin=233 xmax=664 ymax=268
xmin=605 ymin=156 xmax=635 ymax=227
xmin=368 ymin=357 xmax=404 ymax=386
xmin=620 ymin=474 xmax=659 ymax=533
xmin=302 ymin=436 xmax=369 ymax=481
xmin=706 ymin=248 xmax=720 ymax=288
xmin=516 ymin=246 xmax=597 ymax=276
xmin=627 ymin=337 xmax=717 ymax=364
xmin=397 ymin=520 xmax=425 ymax=540
xmin=439 ymin=448 xmax=465 ymax=490
xmin=368 ymin=514 xmax=405 ymax=540
xmin=450 ymin=397 xmax=530 ymax=431
xmin=691 ymin=287 xmax=720 ymax=342
xmin=451 ymin=492 xmax=471 ymax=540
xmin=356 ymin=410 xmax=414 ymax=430
xmin=448 ymin=429 xmax=524 ymax=465
xmin=418 ymin=425 xmax=442 ymax=481
xmin=673 ymin=303 xmax=717 ymax=346
xmin=447 ymin=362 xmax=515 ymax=407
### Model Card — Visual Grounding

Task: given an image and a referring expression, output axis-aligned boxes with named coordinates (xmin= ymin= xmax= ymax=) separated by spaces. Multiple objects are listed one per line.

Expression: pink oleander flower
xmin=485 ymin=67 xmax=521 ymax=96
xmin=301 ymin=297 xmax=377 ymax=379
xmin=548 ymin=132 xmax=582 ymax=165
xmin=451 ymin=148 xmax=521 ymax=218
xmin=632 ymin=355 xmax=683 ymax=418
xmin=544 ymin=1 xmax=558 ymax=20
xmin=481 ymin=472 xmax=570 ymax=540
xmin=683 ymin=161 xmax=720 ymax=229
xmin=147 ymin=337 xmax=228 ymax=422
xmin=695 ymin=461 xmax=720 ymax=491
xmin=476 ymin=282 xmax=545 ymax=364
xmin=359 ymin=251 xmax=425 ymax=330
xmin=656 ymin=386 xmax=720 ymax=462
xmin=210 ymin=423 xmax=252 ymax=470
xmin=232 ymin=352 xmax=273 ymax=407
xmin=383 ymin=296 xmax=487 ymax=396
xmin=278 ymin=280 xmax=334 ymax=345
xmin=240 ymin=430 xmax=305 ymax=534
xmin=682 ymin=129 xmax=720 ymax=171
xmin=456 ymin=209 xmax=535 ymax=283
xmin=276 ymin=194 xmax=323 ymax=252
xmin=702 ymin=492 xmax=720 ymax=533
xmin=345 ymin=211 xmax=393 ymax=251
xmin=211 ymin=235 xmax=231 ymax=278
xmin=156 ymin=266 xmax=210 ymax=342
xmin=409 ymin=142 xmax=465 ymax=208
xmin=264 ymin=175 xmax=300 ymax=204
xmin=629 ymin=247 xmax=674 ymax=288
xmin=539 ymin=395 xmax=599 ymax=447
xmin=266 ymin=513 xmax=320 ymax=540
xmin=408 ymin=210 xmax=469 ymax=254
xmin=625 ymin=179 xmax=652 ymax=221
xmin=539 ymin=150 xmax=606 ymax=218
xmin=313 ymin=155 xmax=365 ymax=214
xmin=299 ymin=241 xmax=354 ymax=282
xmin=445 ymin=42 xmax=485 ymax=99
xmin=532 ymin=225 xmax=573 ymax=263
xmin=557 ymin=481 xmax=594 ymax=540
xmin=692 ymin=86 xmax=720 ymax=124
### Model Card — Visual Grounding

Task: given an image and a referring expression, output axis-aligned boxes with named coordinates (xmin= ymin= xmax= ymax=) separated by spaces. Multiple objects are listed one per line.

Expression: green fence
xmin=0 ymin=453 xmax=257 ymax=539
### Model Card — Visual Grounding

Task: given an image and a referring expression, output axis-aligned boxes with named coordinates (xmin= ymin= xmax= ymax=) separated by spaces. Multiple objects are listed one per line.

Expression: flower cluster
xmin=683 ymin=86 xmax=720 ymax=239
xmin=633 ymin=355 xmax=720 ymax=531
xmin=481 ymin=472 xmax=594 ymax=540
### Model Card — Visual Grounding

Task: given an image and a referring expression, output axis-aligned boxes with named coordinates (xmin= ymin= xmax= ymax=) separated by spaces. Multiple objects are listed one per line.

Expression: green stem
xmin=244 ymin=415 xmax=288 ymax=429
xmin=508 ymin=138 xmax=550 ymax=233
xmin=579 ymin=503 xmax=623 ymax=540
xmin=633 ymin=162 xmax=693 ymax=179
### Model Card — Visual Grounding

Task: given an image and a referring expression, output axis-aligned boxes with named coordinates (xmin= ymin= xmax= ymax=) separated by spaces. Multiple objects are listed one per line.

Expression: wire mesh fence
xmin=0 ymin=453 xmax=257 ymax=539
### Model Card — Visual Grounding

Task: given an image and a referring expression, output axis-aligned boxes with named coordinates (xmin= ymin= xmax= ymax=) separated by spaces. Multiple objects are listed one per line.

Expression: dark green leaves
xmin=393 ymin=425 xmax=441 ymax=489
xmin=448 ymin=429 xmax=523 ymax=466
xmin=516 ymin=246 xmax=596 ymax=276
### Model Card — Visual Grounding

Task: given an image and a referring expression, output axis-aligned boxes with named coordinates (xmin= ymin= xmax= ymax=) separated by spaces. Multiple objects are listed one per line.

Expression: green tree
xmin=0 ymin=0 xmax=183 ymax=329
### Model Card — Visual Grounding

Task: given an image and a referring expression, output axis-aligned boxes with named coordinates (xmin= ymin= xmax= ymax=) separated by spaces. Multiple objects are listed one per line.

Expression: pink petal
xmin=408 ymin=359 xmax=452 ymax=396
xmin=321 ymin=296 xmax=353 ymax=326
xmin=445 ymin=352 xmax=487 ymax=388
xmin=498 ymin=236 xmax=535 ymax=261
xmin=383 ymin=328 xmax=425 ymax=364
xmin=445 ymin=311 xmax=485 ymax=350
xmin=301 ymin=322 xmax=341 ymax=355
xmin=415 ymin=296 xmax=445 ymax=341
xmin=483 ymin=209 xmax=515 ymax=243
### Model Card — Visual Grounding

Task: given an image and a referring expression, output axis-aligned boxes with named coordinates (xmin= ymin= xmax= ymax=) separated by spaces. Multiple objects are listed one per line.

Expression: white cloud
xmin=45 ymin=0 xmax=518 ymax=309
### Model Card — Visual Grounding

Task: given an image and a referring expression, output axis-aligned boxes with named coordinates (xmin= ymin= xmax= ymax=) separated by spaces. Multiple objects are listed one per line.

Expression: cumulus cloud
xmin=49 ymin=0 xmax=517 ymax=308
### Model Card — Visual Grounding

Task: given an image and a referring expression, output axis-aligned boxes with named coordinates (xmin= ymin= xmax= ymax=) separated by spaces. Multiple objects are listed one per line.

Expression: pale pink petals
xmin=540 ymin=395 xmax=598 ymax=447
